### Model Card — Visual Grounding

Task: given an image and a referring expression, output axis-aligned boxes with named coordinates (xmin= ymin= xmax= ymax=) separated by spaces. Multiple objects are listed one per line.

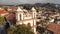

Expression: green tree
xmin=7 ymin=24 xmax=34 ymax=34
xmin=4 ymin=7 xmax=8 ymax=11
xmin=0 ymin=15 xmax=6 ymax=25
xmin=23 ymin=5 xmax=32 ymax=10
xmin=37 ymin=19 xmax=49 ymax=34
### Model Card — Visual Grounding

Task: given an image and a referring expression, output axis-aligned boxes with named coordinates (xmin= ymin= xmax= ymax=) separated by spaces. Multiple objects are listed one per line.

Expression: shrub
xmin=7 ymin=24 xmax=34 ymax=34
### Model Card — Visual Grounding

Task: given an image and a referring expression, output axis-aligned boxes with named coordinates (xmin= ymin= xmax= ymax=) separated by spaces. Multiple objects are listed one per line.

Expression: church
xmin=16 ymin=7 xmax=39 ymax=34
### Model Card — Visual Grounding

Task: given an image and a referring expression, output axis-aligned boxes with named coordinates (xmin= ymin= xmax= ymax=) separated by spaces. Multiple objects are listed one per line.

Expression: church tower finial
xmin=17 ymin=7 xmax=23 ymax=12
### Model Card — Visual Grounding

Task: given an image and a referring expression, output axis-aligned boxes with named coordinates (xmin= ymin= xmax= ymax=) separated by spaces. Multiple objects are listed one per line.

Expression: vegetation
xmin=7 ymin=24 xmax=34 ymax=34
xmin=4 ymin=7 xmax=8 ymax=11
xmin=0 ymin=15 xmax=6 ymax=25
xmin=37 ymin=19 xmax=49 ymax=34
xmin=23 ymin=5 xmax=32 ymax=10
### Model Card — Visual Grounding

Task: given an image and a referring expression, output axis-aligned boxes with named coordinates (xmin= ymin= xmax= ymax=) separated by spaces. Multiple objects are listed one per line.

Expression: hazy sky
xmin=0 ymin=0 xmax=60 ymax=5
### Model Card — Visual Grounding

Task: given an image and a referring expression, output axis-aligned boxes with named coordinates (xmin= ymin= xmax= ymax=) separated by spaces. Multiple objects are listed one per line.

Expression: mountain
xmin=0 ymin=3 xmax=60 ymax=7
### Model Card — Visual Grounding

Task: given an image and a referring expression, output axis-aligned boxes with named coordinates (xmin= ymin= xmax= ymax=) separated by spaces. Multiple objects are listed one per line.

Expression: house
xmin=47 ymin=23 xmax=60 ymax=34
xmin=0 ymin=8 xmax=8 ymax=16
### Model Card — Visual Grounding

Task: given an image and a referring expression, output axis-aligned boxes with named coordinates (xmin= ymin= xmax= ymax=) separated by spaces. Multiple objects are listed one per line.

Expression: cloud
xmin=0 ymin=0 xmax=60 ymax=5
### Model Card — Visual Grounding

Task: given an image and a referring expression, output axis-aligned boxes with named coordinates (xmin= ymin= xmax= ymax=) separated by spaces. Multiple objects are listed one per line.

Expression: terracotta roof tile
xmin=47 ymin=23 xmax=60 ymax=34
xmin=0 ymin=9 xmax=8 ymax=14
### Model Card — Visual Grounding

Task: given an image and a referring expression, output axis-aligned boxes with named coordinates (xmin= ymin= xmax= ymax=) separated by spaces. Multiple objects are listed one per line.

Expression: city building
xmin=47 ymin=23 xmax=60 ymax=34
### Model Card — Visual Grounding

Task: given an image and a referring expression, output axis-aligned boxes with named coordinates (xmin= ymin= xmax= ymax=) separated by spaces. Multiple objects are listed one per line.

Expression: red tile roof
xmin=0 ymin=9 xmax=8 ymax=14
xmin=47 ymin=23 xmax=60 ymax=34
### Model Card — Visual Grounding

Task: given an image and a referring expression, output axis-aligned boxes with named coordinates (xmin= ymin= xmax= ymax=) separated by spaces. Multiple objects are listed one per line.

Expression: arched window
xmin=20 ymin=14 xmax=21 ymax=20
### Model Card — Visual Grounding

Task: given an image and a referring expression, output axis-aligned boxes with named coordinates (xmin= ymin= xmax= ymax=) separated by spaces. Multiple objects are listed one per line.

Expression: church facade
xmin=16 ymin=7 xmax=39 ymax=34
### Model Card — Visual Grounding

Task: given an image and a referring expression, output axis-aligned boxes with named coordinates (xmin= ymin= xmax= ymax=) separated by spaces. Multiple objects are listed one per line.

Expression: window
xmin=20 ymin=14 xmax=21 ymax=20
xmin=34 ymin=13 xmax=36 ymax=18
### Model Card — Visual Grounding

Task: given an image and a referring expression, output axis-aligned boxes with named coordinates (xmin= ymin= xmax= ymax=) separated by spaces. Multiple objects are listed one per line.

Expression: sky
xmin=0 ymin=0 xmax=60 ymax=5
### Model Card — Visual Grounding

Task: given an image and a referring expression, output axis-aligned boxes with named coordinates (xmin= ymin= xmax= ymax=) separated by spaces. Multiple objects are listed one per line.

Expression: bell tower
xmin=31 ymin=7 xmax=37 ymax=34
